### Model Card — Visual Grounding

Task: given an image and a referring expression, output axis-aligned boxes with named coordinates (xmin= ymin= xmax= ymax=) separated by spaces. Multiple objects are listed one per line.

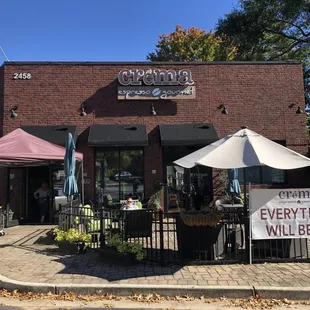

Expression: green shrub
xmin=53 ymin=227 xmax=91 ymax=244
xmin=106 ymin=234 xmax=146 ymax=261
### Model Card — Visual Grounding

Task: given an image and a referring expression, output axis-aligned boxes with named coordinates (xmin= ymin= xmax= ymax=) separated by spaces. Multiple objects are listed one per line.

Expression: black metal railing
xmin=251 ymin=238 xmax=310 ymax=263
xmin=58 ymin=204 xmax=310 ymax=265
xmin=176 ymin=209 xmax=246 ymax=265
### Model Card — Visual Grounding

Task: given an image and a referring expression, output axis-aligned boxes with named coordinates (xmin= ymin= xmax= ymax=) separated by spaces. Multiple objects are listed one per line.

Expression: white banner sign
xmin=250 ymin=188 xmax=310 ymax=240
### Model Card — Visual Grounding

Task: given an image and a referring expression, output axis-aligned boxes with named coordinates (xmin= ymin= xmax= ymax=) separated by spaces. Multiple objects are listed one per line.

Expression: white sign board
xmin=250 ymin=188 xmax=310 ymax=240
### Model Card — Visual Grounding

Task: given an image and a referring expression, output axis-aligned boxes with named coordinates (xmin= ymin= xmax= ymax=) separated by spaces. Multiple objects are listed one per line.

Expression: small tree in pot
xmin=147 ymin=183 xmax=164 ymax=219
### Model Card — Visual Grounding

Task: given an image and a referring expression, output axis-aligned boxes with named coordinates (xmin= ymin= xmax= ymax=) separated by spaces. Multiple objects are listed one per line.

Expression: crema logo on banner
xmin=117 ymin=69 xmax=196 ymax=100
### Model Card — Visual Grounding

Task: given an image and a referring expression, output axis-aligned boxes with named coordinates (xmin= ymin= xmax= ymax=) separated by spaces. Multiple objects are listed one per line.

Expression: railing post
xmin=159 ymin=211 xmax=164 ymax=267
xmin=100 ymin=206 xmax=105 ymax=248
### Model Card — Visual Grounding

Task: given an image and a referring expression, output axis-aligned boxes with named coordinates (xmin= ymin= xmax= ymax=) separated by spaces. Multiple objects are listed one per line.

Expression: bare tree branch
xmin=265 ymin=27 xmax=310 ymax=44
xmin=268 ymin=41 xmax=301 ymax=60
xmin=276 ymin=18 xmax=310 ymax=38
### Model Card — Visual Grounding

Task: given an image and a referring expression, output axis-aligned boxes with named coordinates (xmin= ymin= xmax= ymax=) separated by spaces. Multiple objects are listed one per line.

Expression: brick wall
xmin=0 ymin=65 xmax=4 ymax=137
xmin=0 ymin=62 xmax=307 ymax=202
xmin=0 ymin=66 xmax=5 ymax=205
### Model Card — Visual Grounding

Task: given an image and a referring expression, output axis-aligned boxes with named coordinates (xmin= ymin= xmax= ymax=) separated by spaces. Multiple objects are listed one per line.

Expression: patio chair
xmin=80 ymin=204 xmax=112 ymax=234
xmin=135 ymin=201 xmax=143 ymax=209
xmin=102 ymin=194 xmax=118 ymax=209
xmin=121 ymin=209 xmax=153 ymax=240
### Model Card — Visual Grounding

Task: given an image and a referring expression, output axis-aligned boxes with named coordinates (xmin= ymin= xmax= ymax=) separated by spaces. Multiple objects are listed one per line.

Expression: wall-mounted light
xmin=296 ymin=106 xmax=303 ymax=114
xmin=289 ymin=103 xmax=303 ymax=114
xmin=151 ymin=103 xmax=157 ymax=116
xmin=79 ymin=104 xmax=87 ymax=117
xmin=10 ymin=105 xmax=18 ymax=118
xmin=218 ymin=104 xmax=228 ymax=115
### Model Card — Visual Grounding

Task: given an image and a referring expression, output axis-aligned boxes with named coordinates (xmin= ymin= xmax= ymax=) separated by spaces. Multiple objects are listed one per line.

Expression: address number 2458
xmin=13 ymin=73 xmax=32 ymax=80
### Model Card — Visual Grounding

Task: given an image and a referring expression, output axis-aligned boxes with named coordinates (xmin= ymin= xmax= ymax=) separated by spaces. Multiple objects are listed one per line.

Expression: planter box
xmin=181 ymin=213 xmax=222 ymax=227
xmin=97 ymin=247 xmax=137 ymax=265
xmin=176 ymin=217 xmax=222 ymax=261
xmin=56 ymin=241 xmax=86 ymax=254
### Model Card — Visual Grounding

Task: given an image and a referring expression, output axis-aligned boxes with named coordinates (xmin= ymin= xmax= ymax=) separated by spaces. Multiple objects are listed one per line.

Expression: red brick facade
xmin=0 ymin=61 xmax=308 ymax=207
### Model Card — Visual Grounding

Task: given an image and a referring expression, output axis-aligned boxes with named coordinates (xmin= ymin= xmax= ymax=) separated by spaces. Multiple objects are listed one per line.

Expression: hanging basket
xmin=181 ymin=213 xmax=222 ymax=227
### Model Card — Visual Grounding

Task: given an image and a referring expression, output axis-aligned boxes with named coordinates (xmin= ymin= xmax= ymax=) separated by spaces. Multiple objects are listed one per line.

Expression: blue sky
xmin=0 ymin=0 xmax=238 ymax=63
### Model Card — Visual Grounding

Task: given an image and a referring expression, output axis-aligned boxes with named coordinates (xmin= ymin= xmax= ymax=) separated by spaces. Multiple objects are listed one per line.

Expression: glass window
xmin=95 ymin=149 xmax=144 ymax=204
xmin=238 ymin=167 xmax=261 ymax=184
xmin=238 ymin=167 xmax=286 ymax=184
xmin=261 ymin=166 xmax=285 ymax=184
xmin=95 ymin=150 xmax=119 ymax=203
xmin=237 ymin=140 xmax=286 ymax=185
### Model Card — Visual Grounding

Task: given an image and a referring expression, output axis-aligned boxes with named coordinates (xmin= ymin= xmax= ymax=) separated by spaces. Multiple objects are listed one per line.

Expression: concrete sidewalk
xmin=1 ymin=226 xmax=310 ymax=299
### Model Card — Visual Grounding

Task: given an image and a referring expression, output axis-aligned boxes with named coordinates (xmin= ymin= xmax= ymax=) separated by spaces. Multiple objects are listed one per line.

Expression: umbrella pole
xmin=81 ymin=161 xmax=84 ymax=205
xmin=70 ymin=195 xmax=73 ymax=228
xmin=249 ymin=182 xmax=252 ymax=264
xmin=48 ymin=163 xmax=53 ymax=223
xmin=243 ymin=168 xmax=250 ymax=263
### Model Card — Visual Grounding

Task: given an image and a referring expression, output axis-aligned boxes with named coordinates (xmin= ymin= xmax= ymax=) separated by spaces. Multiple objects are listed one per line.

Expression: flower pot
xmin=97 ymin=247 xmax=137 ymax=265
xmin=181 ymin=213 xmax=222 ymax=227
xmin=57 ymin=241 xmax=87 ymax=254
xmin=176 ymin=217 xmax=222 ymax=261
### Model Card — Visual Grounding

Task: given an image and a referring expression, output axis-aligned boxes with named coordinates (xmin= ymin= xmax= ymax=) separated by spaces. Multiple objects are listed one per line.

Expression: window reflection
xmin=95 ymin=149 xmax=144 ymax=205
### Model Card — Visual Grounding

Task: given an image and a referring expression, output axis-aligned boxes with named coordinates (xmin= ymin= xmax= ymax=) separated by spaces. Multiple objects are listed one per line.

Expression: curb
xmin=254 ymin=286 xmax=310 ymax=300
xmin=0 ymin=275 xmax=310 ymax=300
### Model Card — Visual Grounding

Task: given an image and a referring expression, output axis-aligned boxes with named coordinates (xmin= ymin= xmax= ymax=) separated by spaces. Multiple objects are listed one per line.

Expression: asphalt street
xmin=0 ymin=298 xmax=309 ymax=310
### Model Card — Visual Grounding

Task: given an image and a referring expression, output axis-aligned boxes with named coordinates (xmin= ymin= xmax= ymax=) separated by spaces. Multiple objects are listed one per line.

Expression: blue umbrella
xmin=227 ymin=168 xmax=241 ymax=196
xmin=63 ymin=133 xmax=78 ymax=197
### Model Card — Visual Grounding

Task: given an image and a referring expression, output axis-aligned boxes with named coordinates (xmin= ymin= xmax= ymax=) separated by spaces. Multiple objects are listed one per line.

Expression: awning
xmin=88 ymin=125 xmax=148 ymax=147
xmin=21 ymin=125 xmax=78 ymax=147
xmin=159 ymin=123 xmax=218 ymax=146
xmin=0 ymin=128 xmax=83 ymax=167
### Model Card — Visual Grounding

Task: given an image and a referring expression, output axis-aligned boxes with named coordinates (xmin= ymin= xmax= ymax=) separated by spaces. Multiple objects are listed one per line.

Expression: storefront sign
xmin=250 ymin=189 xmax=310 ymax=239
xmin=118 ymin=86 xmax=195 ymax=100
xmin=117 ymin=69 xmax=196 ymax=100
xmin=118 ymin=69 xmax=194 ymax=86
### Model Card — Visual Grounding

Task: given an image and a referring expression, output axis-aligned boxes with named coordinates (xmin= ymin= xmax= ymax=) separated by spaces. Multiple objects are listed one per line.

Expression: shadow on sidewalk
xmin=1 ymin=226 xmax=183 ymax=283
xmin=53 ymin=250 xmax=183 ymax=282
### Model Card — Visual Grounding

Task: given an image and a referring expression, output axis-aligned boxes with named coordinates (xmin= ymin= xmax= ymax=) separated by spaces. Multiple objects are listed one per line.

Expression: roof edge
xmin=0 ymin=60 xmax=302 ymax=67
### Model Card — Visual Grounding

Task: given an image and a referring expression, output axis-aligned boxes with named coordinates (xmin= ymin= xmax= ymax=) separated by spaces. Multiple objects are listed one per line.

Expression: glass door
xmin=7 ymin=168 xmax=25 ymax=226
xmin=95 ymin=148 xmax=144 ymax=206
xmin=163 ymin=146 xmax=213 ymax=212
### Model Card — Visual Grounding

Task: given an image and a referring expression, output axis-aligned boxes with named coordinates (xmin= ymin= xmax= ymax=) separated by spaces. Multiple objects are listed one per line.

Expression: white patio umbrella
xmin=173 ymin=127 xmax=310 ymax=170
xmin=173 ymin=127 xmax=310 ymax=264
xmin=173 ymin=127 xmax=310 ymax=213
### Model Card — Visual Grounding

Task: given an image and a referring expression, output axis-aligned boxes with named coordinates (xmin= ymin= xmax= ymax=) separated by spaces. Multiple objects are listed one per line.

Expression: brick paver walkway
xmin=1 ymin=226 xmax=310 ymax=287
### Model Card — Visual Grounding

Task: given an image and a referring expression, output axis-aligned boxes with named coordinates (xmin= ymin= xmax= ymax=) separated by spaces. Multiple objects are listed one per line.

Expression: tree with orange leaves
xmin=147 ymin=25 xmax=237 ymax=62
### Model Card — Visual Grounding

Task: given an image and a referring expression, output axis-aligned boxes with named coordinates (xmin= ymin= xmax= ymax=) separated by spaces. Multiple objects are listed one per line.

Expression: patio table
xmin=219 ymin=203 xmax=243 ymax=209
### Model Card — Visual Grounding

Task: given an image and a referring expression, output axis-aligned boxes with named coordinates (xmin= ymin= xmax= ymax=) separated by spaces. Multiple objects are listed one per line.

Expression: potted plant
xmin=99 ymin=234 xmax=146 ymax=265
xmin=181 ymin=201 xmax=223 ymax=227
xmin=177 ymin=201 xmax=224 ymax=261
xmin=147 ymin=183 xmax=164 ymax=220
xmin=53 ymin=227 xmax=92 ymax=254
